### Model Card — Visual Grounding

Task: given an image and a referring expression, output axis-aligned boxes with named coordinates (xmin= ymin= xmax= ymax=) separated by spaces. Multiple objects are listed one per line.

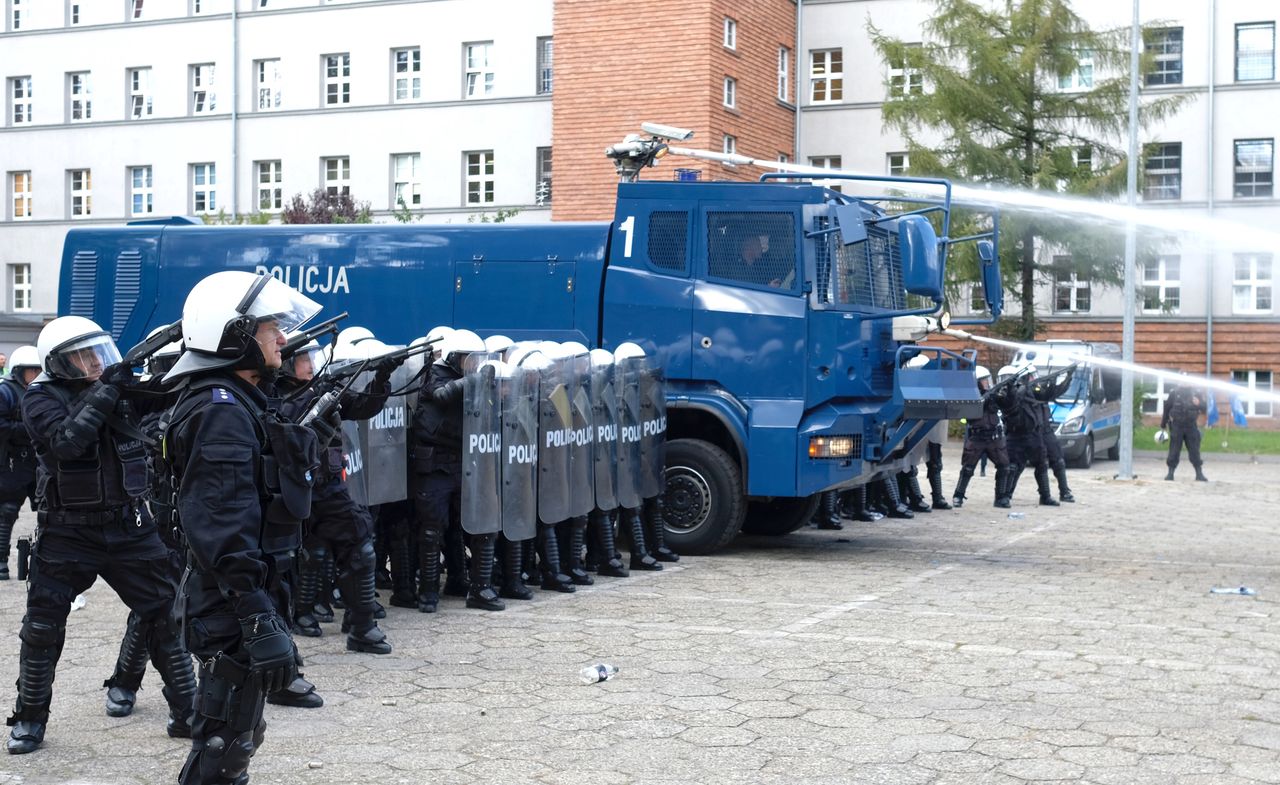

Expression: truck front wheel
xmin=661 ymin=438 xmax=746 ymax=555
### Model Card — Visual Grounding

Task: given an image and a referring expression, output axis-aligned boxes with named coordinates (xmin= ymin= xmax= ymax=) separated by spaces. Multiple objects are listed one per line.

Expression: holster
xmin=196 ymin=652 xmax=261 ymax=733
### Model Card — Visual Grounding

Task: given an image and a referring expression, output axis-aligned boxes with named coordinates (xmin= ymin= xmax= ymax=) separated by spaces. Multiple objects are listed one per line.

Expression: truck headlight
xmin=1060 ymin=416 xmax=1084 ymax=435
xmin=809 ymin=436 xmax=857 ymax=459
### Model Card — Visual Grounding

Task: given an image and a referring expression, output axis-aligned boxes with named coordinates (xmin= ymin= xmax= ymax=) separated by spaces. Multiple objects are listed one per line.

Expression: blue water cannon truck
xmin=58 ymin=133 xmax=1004 ymax=554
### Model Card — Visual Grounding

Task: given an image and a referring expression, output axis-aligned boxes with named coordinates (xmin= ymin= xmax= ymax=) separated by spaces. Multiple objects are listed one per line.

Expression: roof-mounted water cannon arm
xmin=892 ymin=312 xmax=952 ymax=342
xmin=605 ymin=123 xmax=695 ymax=183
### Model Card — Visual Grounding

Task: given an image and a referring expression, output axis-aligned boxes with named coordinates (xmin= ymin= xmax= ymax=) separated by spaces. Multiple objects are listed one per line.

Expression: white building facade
xmin=1 ymin=0 xmax=554 ymax=346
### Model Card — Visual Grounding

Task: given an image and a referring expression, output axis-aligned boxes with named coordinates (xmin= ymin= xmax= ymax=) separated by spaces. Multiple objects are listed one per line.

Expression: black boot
xmin=466 ymin=533 xmax=506 ymax=610
xmin=1165 ymin=467 xmax=1176 ymax=481
xmin=373 ymin=529 xmax=393 ymax=591
xmin=624 ymin=507 xmax=662 ymax=571
xmin=814 ymin=491 xmax=842 ymax=530
xmin=292 ymin=550 xmax=323 ymax=637
xmin=590 ymin=509 xmax=628 ymax=577
xmin=994 ymin=466 xmax=1011 ymax=508
xmin=558 ymin=517 xmax=594 ymax=585
xmin=342 ymin=549 xmax=393 ymax=654
xmin=103 ymin=611 xmax=149 ymax=718
xmin=149 ymin=625 xmax=196 ymax=738
xmin=313 ymin=548 xmax=336 ymax=621
xmin=417 ymin=528 xmax=442 ymax=613
xmin=902 ymin=469 xmax=931 ymax=513
xmin=926 ymin=444 xmax=951 ymax=510
xmin=1053 ymin=459 xmax=1074 ymax=502
xmin=498 ymin=536 xmax=534 ymax=599
xmin=843 ymin=486 xmax=882 ymax=521
xmin=643 ymin=497 xmax=679 ymax=562
xmin=389 ymin=533 xmax=417 ymax=608
xmin=1195 ymin=466 xmax=1208 ymax=482
xmin=7 ymin=620 xmax=64 ymax=755
xmin=0 ymin=502 xmax=17 ymax=580
xmin=538 ymin=524 xmax=577 ymax=592
xmin=881 ymin=477 xmax=913 ymax=519
xmin=1004 ymin=462 xmax=1024 ymax=501
xmin=951 ymin=465 xmax=974 ymax=509
xmin=442 ymin=526 xmax=469 ymax=597
xmin=267 ymin=674 xmax=325 ymax=709
xmin=1035 ymin=464 xmax=1060 ymax=506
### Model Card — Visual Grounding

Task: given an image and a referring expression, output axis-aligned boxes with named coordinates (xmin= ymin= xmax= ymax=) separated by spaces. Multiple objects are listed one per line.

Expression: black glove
xmin=375 ymin=355 xmax=404 ymax=375
xmin=61 ymin=382 xmax=120 ymax=446
xmin=239 ymin=611 xmax=298 ymax=694
xmin=309 ymin=410 xmax=341 ymax=447
xmin=100 ymin=363 xmax=136 ymax=387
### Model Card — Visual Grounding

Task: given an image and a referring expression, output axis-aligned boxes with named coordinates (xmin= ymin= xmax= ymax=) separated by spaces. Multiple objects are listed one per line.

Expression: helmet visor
xmin=48 ymin=333 xmax=121 ymax=381
xmin=244 ymin=276 xmax=321 ymax=336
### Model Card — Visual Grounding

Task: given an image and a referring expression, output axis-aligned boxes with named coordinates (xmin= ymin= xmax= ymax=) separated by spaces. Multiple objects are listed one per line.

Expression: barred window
xmin=707 ymin=212 xmax=796 ymax=290
xmin=1145 ymin=27 xmax=1183 ymax=86
xmin=648 ymin=211 xmax=688 ymax=273
xmin=1143 ymin=142 xmax=1181 ymax=201
xmin=1234 ymin=139 xmax=1273 ymax=198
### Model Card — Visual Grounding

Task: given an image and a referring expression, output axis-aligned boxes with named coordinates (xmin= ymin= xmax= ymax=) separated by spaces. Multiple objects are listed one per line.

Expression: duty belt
xmin=41 ymin=504 xmax=142 ymax=527
xmin=968 ymin=427 xmax=1000 ymax=440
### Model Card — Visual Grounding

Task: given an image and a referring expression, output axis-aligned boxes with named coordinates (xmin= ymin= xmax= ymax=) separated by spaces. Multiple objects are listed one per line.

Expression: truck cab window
xmin=706 ymin=211 xmax=796 ymax=290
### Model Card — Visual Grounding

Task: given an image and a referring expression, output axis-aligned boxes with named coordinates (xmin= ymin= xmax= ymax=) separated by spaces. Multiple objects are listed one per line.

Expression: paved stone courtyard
xmin=2 ymin=450 xmax=1279 ymax=784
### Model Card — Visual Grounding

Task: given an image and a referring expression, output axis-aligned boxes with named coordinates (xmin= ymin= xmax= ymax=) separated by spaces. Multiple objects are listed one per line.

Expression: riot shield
xmin=638 ymin=362 xmax=668 ymax=499
xmin=590 ymin=362 xmax=619 ymax=511
xmin=362 ymin=385 xmax=409 ymax=506
xmin=341 ymin=419 xmax=366 ymax=507
xmin=534 ymin=353 xmax=571 ymax=525
xmin=565 ymin=349 xmax=595 ymax=519
xmin=614 ymin=358 xmax=643 ymax=510
xmin=460 ymin=354 xmax=503 ymax=536
xmin=500 ymin=360 xmax=539 ymax=542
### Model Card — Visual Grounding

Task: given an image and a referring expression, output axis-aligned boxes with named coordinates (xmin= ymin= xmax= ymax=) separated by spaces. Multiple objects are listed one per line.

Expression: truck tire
xmin=1106 ymin=442 xmax=1120 ymax=460
xmin=661 ymin=438 xmax=746 ymax=555
xmin=741 ymin=495 xmax=821 ymax=537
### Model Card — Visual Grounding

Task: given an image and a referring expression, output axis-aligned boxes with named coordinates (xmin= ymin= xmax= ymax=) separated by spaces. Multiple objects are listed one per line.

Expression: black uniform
xmin=166 ymin=372 xmax=317 ymax=785
xmin=1162 ymin=384 xmax=1207 ymax=480
xmin=278 ymin=371 xmax=392 ymax=651
xmin=6 ymin=376 xmax=194 ymax=754
xmin=952 ymin=384 xmax=1013 ymax=508
xmin=1001 ymin=376 xmax=1060 ymax=505
xmin=0 ymin=374 xmax=37 ymax=580
xmin=1032 ymin=370 xmax=1075 ymax=502
xmin=410 ymin=361 xmax=468 ymax=611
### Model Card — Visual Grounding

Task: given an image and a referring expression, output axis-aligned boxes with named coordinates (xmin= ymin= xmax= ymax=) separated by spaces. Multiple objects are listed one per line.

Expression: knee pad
xmin=20 ymin=618 xmax=62 ymax=649
xmin=957 ymin=465 xmax=974 ymax=481
xmin=0 ymin=501 xmax=21 ymax=521
xmin=349 ymin=539 xmax=376 ymax=572
xmin=188 ymin=725 xmax=260 ymax=784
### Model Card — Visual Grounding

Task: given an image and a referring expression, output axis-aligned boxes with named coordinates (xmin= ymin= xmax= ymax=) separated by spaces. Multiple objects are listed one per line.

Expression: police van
xmin=1012 ymin=340 xmax=1122 ymax=468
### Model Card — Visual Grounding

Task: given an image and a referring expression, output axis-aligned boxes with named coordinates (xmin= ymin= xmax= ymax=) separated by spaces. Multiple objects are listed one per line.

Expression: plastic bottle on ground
xmin=579 ymin=664 xmax=619 ymax=684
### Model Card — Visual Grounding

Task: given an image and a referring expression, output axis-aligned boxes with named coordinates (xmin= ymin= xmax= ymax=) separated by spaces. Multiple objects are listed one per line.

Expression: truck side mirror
xmin=977 ymin=240 xmax=1004 ymax=318
xmin=897 ymin=215 xmax=942 ymax=300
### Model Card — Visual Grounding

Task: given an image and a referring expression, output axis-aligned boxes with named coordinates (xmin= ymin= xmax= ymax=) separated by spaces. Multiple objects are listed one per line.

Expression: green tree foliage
xmin=281 ymin=188 xmax=373 ymax=224
xmin=870 ymin=0 xmax=1184 ymax=338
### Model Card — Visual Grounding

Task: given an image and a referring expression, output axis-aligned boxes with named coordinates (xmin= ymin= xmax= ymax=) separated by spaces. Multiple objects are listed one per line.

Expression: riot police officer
xmin=0 ymin=344 xmax=40 ymax=580
xmin=1033 ymin=367 xmax=1076 ymax=502
xmin=6 ymin=318 xmax=195 ymax=755
xmin=1162 ymin=377 xmax=1208 ymax=482
xmin=951 ymin=366 xmax=1014 ymax=509
xmin=161 ymin=270 xmax=322 ymax=784
xmin=999 ymin=364 xmax=1060 ymax=507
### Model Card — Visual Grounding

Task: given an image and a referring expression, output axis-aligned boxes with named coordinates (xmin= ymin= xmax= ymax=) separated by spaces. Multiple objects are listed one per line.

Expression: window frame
xmin=129 ymin=164 xmax=153 ymax=217
xmin=324 ymin=53 xmax=351 ymax=106
xmin=1233 ymin=138 xmax=1274 ymax=199
xmin=1057 ymin=48 xmax=1094 ymax=91
xmin=191 ymin=162 xmax=216 ymax=215
xmin=10 ymin=170 xmax=32 ymax=220
xmin=190 ymin=63 xmax=216 ymax=115
xmin=1140 ymin=255 xmax=1181 ymax=314
xmin=536 ymin=36 xmax=553 ymax=95
xmin=10 ymin=0 xmax=21 ymax=31
xmin=9 ymin=263 xmax=32 ymax=312
xmin=391 ymin=153 xmax=420 ymax=209
xmin=68 ymin=71 xmax=91 ymax=123
xmin=10 ymin=76 xmax=32 ymax=125
xmin=128 ymin=67 xmax=153 ymax=119
xmin=1145 ymin=27 xmax=1183 ymax=86
xmin=809 ymin=49 xmax=843 ymax=104
xmin=392 ymin=47 xmax=421 ymax=103
xmin=464 ymin=41 xmax=495 ymax=99
xmin=888 ymin=43 xmax=924 ymax=98
xmin=463 ymin=150 xmax=495 ymax=205
xmin=1232 ymin=369 xmax=1273 ymax=417
xmin=1052 ymin=265 xmax=1091 ymax=313
xmin=887 ymin=152 xmax=909 ymax=176
xmin=1143 ymin=142 xmax=1182 ymax=201
xmin=322 ymin=156 xmax=350 ymax=197
xmin=1232 ymin=253 xmax=1273 ymax=314
xmin=255 ymin=58 xmax=281 ymax=111
xmin=808 ymin=155 xmax=843 ymax=192
xmin=535 ymin=146 xmax=552 ymax=206
xmin=777 ymin=46 xmax=790 ymax=103
xmin=69 ymin=168 xmax=92 ymax=218
xmin=723 ymin=17 xmax=737 ymax=50
xmin=1141 ymin=375 xmax=1167 ymax=416
xmin=723 ymin=76 xmax=736 ymax=109
xmin=1235 ymin=22 xmax=1276 ymax=82
xmin=257 ymin=159 xmax=282 ymax=212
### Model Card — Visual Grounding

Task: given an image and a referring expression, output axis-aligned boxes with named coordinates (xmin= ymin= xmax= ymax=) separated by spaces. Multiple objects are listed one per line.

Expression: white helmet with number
xmin=8 ymin=344 xmax=41 ymax=379
xmin=165 ymin=271 xmax=320 ymax=382
xmin=37 ymin=316 xmax=122 ymax=381
xmin=613 ymin=342 xmax=646 ymax=361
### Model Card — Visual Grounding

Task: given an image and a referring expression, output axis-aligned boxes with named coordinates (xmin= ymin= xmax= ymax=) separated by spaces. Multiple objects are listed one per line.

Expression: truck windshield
xmin=813 ymin=213 xmax=906 ymax=309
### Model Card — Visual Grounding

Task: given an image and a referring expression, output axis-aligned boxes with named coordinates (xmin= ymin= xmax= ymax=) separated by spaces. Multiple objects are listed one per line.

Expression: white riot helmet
xmin=589 ymin=348 xmax=615 ymax=369
xmin=333 ymin=326 xmax=375 ymax=361
xmin=165 ymin=271 xmax=320 ymax=382
xmin=505 ymin=342 xmax=543 ymax=368
xmin=613 ymin=342 xmax=645 ymax=361
xmin=997 ymin=364 xmax=1018 ymax=383
xmin=483 ymin=334 xmax=514 ymax=353
xmin=975 ymin=365 xmax=992 ymax=391
xmin=8 ymin=344 xmax=41 ymax=384
xmin=561 ymin=341 xmax=589 ymax=356
xmin=439 ymin=329 xmax=484 ymax=370
xmin=1154 ymin=429 xmax=1169 ymax=444
xmin=37 ymin=316 xmax=122 ymax=381
xmin=425 ymin=325 xmax=454 ymax=361
xmin=284 ymin=335 xmax=327 ymax=381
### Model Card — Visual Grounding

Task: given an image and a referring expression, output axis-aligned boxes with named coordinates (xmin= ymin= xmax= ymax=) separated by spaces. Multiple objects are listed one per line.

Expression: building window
xmin=723 ymin=17 xmax=736 ymax=50
xmin=128 ymin=67 xmax=152 ymax=119
xmin=1143 ymin=142 xmax=1181 ymax=201
xmin=256 ymin=59 xmax=281 ymax=110
xmin=10 ymin=0 xmax=20 ymax=30
xmin=536 ymin=37 xmax=553 ymax=95
xmin=809 ymin=155 xmax=842 ymax=192
xmin=191 ymin=163 xmax=216 ymax=214
xmin=810 ymin=49 xmax=843 ymax=103
xmin=1141 ymin=255 xmax=1180 ymax=313
xmin=464 ymin=42 xmax=494 ymax=98
xmin=723 ymin=76 xmax=736 ymax=109
xmin=257 ymin=160 xmax=282 ymax=211
xmin=392 ymin=153 xmax=420 ymax=208
xmin=129 ymin=165 xmax=152 ymax=216
xmin=887 ymin=152 xmax=909 ymax=176
xmin=968 ymin=284 xmax=986 ymax=314
xmin=9 ymin=76 xmax=32 ymax=125
xmin=192 ymin=0 xmax=201 ymax=14
xmin=1053 ymin=266 xmax=1091 ymax=313
xmin=392 ymin=48 xmax=420 ymax=102
xmin=10 ymin=171 xmax=31 ymax=220
xmin=777 ymin=47 xmax=790 ymax=102
xmin=9 ymin=264 xmax=31 ymax=312
xmin=1145 ymin=27 xmax=1183 ymax=86
xmin=325 ymin=53 xmax=350 ymax=105
xmin=778 ymin=153 xmax=789 ymax=164
xmin=1058 ymin=48 xmax=1094 ymax=90
xmin=464 ymin=150 xmax=494 ymax=204
xmin=1236 ymin=22 xmax=1276 ymax=82
xmin=1141 ymin=376 xmax=1167 ymax=416
xmin=1232 ymin=370 xmax=1273 ymax=417
xmin=68 ymin=72 xmax=91 ymax=122
xmin=1233 ymin=253 xmax=1273 ymax=313
xmin=888 ymin=44 xmax=923 ymax=97
xmin=69 ymin=169 xmax=92 ymax=217
xmin=191 ymin=64 xmax=216 ymax=114
xmin=323 ymin=156 xmax=350 ymax=196
xmin=723 ymin=135 xmax=737 ymax=158
xmin=69 ymin=2 xmax=78 ymax=24
xmin=535 ymin=146 xmax=552 ymax=206
xmin=1234 ymin=139 xmax=1274 ymax=198
xmin=131 ymin=0 xmax=143 ymax=19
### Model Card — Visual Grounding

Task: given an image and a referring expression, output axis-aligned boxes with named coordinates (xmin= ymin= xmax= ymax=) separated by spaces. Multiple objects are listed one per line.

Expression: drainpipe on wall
xmin=1204 ymin=0 xmax=1216 ymax=384
xmin=231 ymin=2 xmax=240 ymax=217
xmin=793 ymin=0 xmax=803 ymax=163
